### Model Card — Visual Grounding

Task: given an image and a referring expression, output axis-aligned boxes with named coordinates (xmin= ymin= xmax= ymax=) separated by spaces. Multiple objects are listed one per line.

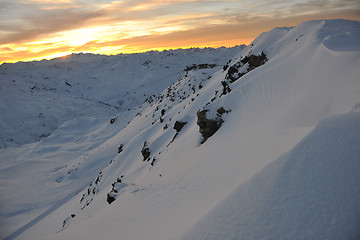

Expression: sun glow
xmin=55 ymin=27 xmax=111 ymax=47
xmin=0 ymin=0 xmax=359 ymax=64
xmin=45 ymin=52 xmax=72 ymax=59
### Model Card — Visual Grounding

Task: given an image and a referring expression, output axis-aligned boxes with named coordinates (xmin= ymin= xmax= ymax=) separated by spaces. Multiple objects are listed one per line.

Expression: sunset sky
xmin=1 ymin=0 xmax=359 ymax=64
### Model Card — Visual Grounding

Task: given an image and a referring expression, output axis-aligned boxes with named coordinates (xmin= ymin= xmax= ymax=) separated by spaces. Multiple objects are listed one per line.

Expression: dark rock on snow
xmin=107 ymin=192 xmax=116 ymax=204
xmin=174 ymin=121 xmax=187 ymax=132
xmin=241 ymin=51 xmax=267 ymax=72
xmin=226 ymin=52 xmax=267 ymax=82
xmin=118 ymin=144 xmax=123 ymax=153
xmin=197 ymin=110 xmax=222 ymax=143
xmin=141 ymin=141 xmax=151 ymax=161
xmin=197 ymin=107 xmax=230 ymax=143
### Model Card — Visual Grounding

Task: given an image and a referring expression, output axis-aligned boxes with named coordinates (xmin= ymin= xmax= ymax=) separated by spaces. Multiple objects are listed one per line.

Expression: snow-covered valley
xmin=0 ymin=19 xmax=359 ymax=240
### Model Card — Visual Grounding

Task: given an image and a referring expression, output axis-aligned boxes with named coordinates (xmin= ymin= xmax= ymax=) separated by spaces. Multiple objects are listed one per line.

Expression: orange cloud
xmin=1 ymin=0 xmax=359 ymax=64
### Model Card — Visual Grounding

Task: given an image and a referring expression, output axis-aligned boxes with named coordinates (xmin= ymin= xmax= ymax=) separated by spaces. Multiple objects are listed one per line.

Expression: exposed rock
xmin=216 ymin=107 xmax=230 ymax=116
xmin=151 ymin=157 xmax=156 ymax=166
xmin=197 ymin=110 xmax=222 ymax=143
xmin=196 ymin=107 xmax=230 ymax=143
xmin=217 ymin=107 xmax=226 ymax=115
xmin=226 ymin=52 xmax=267 ymax=82
xmin=141 ymin=141 xmax=151 ymax=161
xmin=221 ymin=81 xmax=231 ymax=95
xmin=110 ymin=117 xmax=116 ymax=124
xmin=227 ymin=65 xmax=245 ymax=82
xmin=184 ymin=64 xmax=197 ymax=71
xmin=62 ymin=213 xmax=76 ymax=228
xmin=241 ymin=51 xmax=267 ymax=71
xmin=167 ymin=121 xmax=188 ymax=147
xmin=107 ymin=192 xmax=116 ymax=204
xmin=184 ymin=63 xmax=217 ymax=71
xmin=118 ymin=144 xmax=123 ymax=153
xmin=174 ymin=121 xmax=187 ymax=132
xmin=107 ymin=180 xmax=129 ymax=204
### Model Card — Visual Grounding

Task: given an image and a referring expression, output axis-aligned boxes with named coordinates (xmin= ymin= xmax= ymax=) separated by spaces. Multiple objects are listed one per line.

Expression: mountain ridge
xmin=0 ymin=46 xmax=245 ymax=148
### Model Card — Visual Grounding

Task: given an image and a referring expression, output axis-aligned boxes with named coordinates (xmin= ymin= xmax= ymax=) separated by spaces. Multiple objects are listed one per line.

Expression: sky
xmin=0 ymin=0 xmax=359 ymax=64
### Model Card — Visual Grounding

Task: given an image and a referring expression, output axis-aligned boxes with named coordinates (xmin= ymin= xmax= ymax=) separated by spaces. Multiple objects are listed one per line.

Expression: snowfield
xmin=0 ymin=19 xmax=359 ymax=240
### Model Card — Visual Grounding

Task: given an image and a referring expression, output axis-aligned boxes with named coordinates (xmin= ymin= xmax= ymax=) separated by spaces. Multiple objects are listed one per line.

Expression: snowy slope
xmin=0 ymin=46 xmax=244 ymax=238
xmin=0 ymin=46 xmax=243 ymax=148
xmin=181 ymin=112 xmax=360 ymax=240
xmin=1 ymin=19 xmax=360 ymax=240
xmin=180 ymin=19 xmax=360 ymax=240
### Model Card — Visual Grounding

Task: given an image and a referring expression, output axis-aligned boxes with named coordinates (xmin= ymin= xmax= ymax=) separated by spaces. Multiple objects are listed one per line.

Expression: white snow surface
xmin=0 ymin=46 xmax=242 ymax=148
xmin=0 ymin=19 xmax=359 ymax=240
xmin=181 ymin=112 xmax=360 ymax=240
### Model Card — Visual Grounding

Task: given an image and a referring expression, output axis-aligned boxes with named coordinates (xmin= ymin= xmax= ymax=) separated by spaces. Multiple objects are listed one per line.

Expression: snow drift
xmin=0 ymin=19 xmax=359 ymax=240
xmin=181 ymin=112 xmax=360 ymax=240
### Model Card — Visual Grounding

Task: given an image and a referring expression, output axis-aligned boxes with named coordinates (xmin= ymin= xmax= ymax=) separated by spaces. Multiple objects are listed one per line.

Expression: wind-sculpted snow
xmin=0 ymin=19 xmax=359 ymax=240
xmin=318 ymin=19 xmax=360 ymax=51
xmin=181 ymin=112 xmax=360 ymax=240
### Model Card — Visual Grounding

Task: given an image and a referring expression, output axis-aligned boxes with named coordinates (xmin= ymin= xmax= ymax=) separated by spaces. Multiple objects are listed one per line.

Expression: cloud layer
xmin=1 ymin=0 xmax=359 ymax=63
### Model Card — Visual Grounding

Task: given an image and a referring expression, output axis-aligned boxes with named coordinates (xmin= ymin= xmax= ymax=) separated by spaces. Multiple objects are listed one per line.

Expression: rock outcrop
xmin=174 ymin=121 xmax=187 ymax=132
xmin=197 ymin=110 xmax=221 ymax=143
xmin=141 ymin=141 xmax=151 ymax=161
xmin=241 ymin=51 xmax=267 ymax=72
xmin=226 ymin=51 xmax=267 ymax=82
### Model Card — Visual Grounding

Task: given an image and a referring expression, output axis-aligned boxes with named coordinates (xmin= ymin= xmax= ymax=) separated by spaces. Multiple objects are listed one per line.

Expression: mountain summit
xmin=1 ymin=19 xmax=359 ymax=240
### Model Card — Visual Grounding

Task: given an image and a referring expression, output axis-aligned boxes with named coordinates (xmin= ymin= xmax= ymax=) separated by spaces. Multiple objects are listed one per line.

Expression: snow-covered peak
xmin=231 ymin=19 xmax=360 ymax=63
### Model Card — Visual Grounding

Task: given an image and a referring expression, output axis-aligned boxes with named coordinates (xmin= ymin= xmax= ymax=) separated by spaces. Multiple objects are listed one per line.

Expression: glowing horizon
xmin=1 ymin=0 xmax=359 ymax=64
